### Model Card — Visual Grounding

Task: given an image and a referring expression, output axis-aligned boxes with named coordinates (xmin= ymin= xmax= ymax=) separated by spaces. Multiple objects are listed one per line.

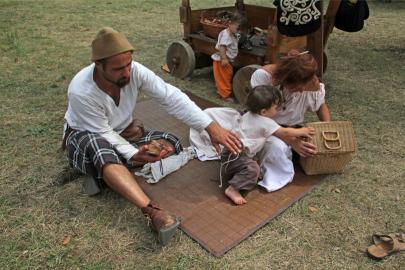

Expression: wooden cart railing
xmin=165 ymin=0 xmax=343 ymax=103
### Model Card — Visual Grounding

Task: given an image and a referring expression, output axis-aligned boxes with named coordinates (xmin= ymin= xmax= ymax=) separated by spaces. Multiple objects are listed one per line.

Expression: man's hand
xmin=205 ymin=121 xmax=242 ymax=155
xmin=120 ymin=119 xmax=144 ymax=142
xmin=131 ymin=145 xmax=167 ymax=164
xmin=290 ymin=138 xmax=317 ymax=157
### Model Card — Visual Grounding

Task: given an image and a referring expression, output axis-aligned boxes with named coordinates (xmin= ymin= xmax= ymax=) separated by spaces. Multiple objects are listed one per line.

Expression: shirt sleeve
xmin=215 ymin=30 xmax=233 ymax=49
xmin=307 ymin=83 xmax=326 ymax=112
xmin=68 ymin=93 xmax=138 ymax=161
xmin=134 ymin=63 xmax=212 ymax=132
xmin=250 ymin=69 xmax=273 ymax=88
xmin=263 ymin=118 xmax=281 ymax=138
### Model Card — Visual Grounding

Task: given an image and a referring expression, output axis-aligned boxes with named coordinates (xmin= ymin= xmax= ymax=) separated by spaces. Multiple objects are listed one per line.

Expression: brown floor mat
xmin=134 ymin=93 xmax=324 ymax=257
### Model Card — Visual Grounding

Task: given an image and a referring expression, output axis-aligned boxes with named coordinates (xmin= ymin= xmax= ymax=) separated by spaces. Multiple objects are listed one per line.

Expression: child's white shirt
xmin=211 ymin=28 xmax=239 ymax=61
xmin=250 ymin=68 xmax=326 ymax=126
xmin=189 ymin=108 xmax=280 ymax=160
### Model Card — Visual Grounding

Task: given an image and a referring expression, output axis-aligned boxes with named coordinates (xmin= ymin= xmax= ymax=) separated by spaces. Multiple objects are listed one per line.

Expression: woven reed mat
xmin=134 ymin=92 xmax=324 ymax=257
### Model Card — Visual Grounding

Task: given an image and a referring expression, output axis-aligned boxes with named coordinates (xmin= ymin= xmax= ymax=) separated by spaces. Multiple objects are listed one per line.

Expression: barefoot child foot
xmin=225 ymin=185 xmax=247 ymax=205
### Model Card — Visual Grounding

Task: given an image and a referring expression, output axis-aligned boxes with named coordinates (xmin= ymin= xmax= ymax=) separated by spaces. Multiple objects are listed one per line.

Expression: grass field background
xmin=0 ymin=0 xmax=404 ymax=269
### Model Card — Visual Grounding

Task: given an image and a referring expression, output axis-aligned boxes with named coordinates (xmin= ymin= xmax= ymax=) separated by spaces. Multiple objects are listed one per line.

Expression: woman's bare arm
xmin=316 ymin=103 xmax=330 ymax=122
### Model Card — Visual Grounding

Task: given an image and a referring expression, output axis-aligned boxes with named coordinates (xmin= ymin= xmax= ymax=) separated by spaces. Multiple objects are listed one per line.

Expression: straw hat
xmin=91 ymin=27 xmax=134 ymax=61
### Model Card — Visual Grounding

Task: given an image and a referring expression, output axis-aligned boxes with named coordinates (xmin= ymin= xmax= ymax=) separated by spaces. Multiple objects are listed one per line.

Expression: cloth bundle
xmin=135 ymin=146 xmax=197 ymax=183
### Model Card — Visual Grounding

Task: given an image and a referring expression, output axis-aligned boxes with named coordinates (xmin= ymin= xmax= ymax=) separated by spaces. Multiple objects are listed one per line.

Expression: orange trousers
xmin=213 ymin=60 xmax=233 ymax=99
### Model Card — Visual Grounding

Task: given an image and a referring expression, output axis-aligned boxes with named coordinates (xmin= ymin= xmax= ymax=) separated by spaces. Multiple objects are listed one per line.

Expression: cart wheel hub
xmin=166 ymin=41 xmax=195 ymax=79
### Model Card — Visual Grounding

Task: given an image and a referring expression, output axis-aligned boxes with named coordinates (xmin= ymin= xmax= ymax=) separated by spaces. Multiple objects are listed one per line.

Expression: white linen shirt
xmin=190 ymin=107 xmax=280 ymax=160
xmin=250 ymin=68 xmax=326 ymax=126
xmin=64 ymin=61 xmax=212 ymax=161
xmin=211 ymin=29 xmax=239 ymax=61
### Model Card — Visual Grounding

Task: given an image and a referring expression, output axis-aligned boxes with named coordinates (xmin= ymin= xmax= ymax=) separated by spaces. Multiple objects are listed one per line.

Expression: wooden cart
xmin=166 ymin=0 xmax=341 ymax=103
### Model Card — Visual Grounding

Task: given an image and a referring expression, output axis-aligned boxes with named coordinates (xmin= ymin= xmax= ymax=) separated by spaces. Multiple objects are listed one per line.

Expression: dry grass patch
xmin=0 ymin=0 xmax=404 ymax=269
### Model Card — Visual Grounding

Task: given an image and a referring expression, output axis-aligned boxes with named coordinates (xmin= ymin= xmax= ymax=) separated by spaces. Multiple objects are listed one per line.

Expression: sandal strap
xmin=372 ymin=233 xmax=404 ymax=253
xmin=389 ymin=233 xmax=405 ymax=252
xmin=372 ymin=233 xmax=392 ymax=245
xmin=389 ymin=233 xmax=404 ymax=242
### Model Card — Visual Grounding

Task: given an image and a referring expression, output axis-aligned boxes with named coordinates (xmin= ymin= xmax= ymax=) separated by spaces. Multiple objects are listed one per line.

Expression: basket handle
xmin=322 ymin=131 xmax=342 ymax=150
xmin=322 ymin=131 xmax=340 ymax=141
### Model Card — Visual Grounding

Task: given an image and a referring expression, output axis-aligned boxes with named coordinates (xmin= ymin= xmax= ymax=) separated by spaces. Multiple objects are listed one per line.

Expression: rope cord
xmin=219 ymin=152 xmax=240 ymax=188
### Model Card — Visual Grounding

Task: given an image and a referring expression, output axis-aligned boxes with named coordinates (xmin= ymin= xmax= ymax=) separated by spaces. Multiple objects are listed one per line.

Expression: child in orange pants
xmin=211 ymin=14 xmax=241 ymax=101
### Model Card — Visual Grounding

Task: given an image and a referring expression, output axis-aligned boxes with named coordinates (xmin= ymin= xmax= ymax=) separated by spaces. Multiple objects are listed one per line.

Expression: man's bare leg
xmin=101 ymin=163 xmax=179 ymax=245
xmin=102 ymin=163 xmax=150 ymax=208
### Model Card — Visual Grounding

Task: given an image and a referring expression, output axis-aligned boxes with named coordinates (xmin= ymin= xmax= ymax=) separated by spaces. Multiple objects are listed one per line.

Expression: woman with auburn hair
xmin=250 ymin=49 xmax=330 ymax=192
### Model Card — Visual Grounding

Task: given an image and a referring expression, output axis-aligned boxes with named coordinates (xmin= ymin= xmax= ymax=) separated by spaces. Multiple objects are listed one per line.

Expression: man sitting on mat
xmin=62 ymin=27 xmax=242 ymax=245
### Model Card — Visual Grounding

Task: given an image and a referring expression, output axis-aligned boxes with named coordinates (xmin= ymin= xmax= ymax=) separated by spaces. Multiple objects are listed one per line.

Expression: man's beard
xmin=102 ymin=71 xmax=130 ymax=88
xmin=115 ymin=77 xmax=130 ymax=87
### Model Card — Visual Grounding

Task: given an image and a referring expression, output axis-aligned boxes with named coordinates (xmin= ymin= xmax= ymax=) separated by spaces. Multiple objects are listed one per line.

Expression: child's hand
xmin=221 ymin=58 xmax=229 ymax=66
xmin=300 ymin=127 xmax=315 ymax=139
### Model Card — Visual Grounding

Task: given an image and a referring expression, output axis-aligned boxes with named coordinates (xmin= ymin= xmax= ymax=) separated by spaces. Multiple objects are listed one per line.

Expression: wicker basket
xmin=300 ymin=121 xmax=357 ymax=175
xmin=200 ymin=18 xmax=228 ymax=39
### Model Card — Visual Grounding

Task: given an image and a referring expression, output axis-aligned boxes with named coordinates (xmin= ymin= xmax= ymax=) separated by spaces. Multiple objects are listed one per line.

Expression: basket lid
xmin=305 ymin=121 xmax=357 ymax=154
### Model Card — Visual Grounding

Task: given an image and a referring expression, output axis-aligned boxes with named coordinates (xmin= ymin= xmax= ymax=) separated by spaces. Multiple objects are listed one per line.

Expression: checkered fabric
xmin=136 ymin=130 xmax=183 ymax=154
xmin=64 ymin=127 xmax=183 ymax=180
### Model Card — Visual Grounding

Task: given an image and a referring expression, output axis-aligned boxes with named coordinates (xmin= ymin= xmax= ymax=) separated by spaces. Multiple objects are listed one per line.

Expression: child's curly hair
xmin=273 ymin=49 xmax=318 ymax=86
xmin=246 ymin=85 xmax=283 ymax=114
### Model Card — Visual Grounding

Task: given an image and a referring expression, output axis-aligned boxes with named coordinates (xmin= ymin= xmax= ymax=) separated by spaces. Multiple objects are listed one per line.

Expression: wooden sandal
xmin=367 ymin=233 xmax=405 ymax=259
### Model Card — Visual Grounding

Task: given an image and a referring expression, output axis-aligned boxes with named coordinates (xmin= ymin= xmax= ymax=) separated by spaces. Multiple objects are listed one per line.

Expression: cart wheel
xmin=166 ymin=41 xmax=195 ymax=79
xmin=232 ymin=64 xmax=261 ymax=105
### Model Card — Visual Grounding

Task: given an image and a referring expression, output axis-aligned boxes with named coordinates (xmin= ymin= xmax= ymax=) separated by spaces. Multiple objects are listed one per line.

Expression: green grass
xmin=0 ymin=0 xmax=404 ymax=269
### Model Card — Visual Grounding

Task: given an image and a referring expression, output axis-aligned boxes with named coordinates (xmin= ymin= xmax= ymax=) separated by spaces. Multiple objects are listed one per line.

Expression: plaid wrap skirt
xmin=64 ymin=126 xmax=183 ymax=180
